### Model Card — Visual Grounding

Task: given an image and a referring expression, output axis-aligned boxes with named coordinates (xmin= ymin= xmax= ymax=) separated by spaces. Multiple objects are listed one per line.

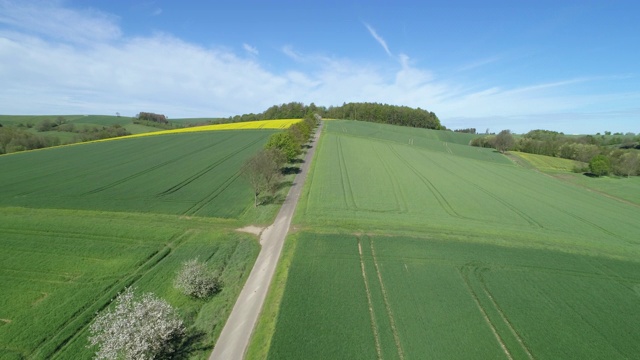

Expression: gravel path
xmin=209 ymin=122 xmax=322 ymax=360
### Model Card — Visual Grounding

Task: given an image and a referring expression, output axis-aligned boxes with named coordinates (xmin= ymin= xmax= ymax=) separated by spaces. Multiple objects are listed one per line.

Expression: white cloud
xmin=151 ymin=8 xmax=162 ymax=16
xmin=364 ymin=23 xmax=392 ymax=57
xmin=0 ymin=1 xmax=637 ymax=134
xmin=0 ymin=0 xmax=121 ymax=44
xmin=243 ymin=43 xmax=258 ymax=56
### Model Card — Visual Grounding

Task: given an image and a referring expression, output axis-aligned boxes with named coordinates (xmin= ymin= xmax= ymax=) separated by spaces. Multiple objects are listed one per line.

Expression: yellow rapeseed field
xmin=118 ymin=118 xmax=303 ymax=140
xmin=2 ymin=119 xmax=302 ymax=156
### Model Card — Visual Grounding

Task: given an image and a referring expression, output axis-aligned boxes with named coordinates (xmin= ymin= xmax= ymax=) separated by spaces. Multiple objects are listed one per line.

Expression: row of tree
xmin=0 ymin=127 xmax=60 ymax=154
xmin=242 ymin=114 xmax=320 ymax=206
xmin=471 ymin=129 xmax=640 ymax=177
xmin=221 ymin=102 xmax=441 ymax=130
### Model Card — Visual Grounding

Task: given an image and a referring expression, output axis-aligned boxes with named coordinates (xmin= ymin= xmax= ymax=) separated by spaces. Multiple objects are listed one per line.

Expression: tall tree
xmin=493 ymin=130 xmax=515 ymax=153
xmin=241 ymin=149 xmax=285 ymax=207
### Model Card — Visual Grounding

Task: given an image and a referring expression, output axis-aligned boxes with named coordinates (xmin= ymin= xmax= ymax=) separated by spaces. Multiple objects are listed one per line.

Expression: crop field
xmin=262 ymin=120 xmax=640 ymax=359
xmin=0 ymin=207 xmax=259 ymax=360
xmin=267 ymin=233 xmax=640 ymax=360
xmin=510 ymin=151 xmax=584 ymax=172
xmin=0 ymin=126 xmax=295 ymax=359
xmin=103 ymin=118 xmax=303 ymax=142
xmin=0 ymin=130 xmax=276 ymax=218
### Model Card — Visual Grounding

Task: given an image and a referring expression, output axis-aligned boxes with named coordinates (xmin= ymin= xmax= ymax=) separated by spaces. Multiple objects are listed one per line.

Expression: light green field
xmin=0 ymin=207 xmax=259 ymax=360
xmin=260 ymin=120 xmax=640 ymax=359
xmin=511 ymin=151 xmax=585 ymax=172
xmin=0 ymin=128 xmax=295 ymax=359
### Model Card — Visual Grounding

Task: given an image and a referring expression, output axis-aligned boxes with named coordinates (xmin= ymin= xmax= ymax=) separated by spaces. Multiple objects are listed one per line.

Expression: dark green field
xmin=258 ymin=120 xmax=640 ymax=359
xmin=0 ymin=130 xmax=276 ymax=218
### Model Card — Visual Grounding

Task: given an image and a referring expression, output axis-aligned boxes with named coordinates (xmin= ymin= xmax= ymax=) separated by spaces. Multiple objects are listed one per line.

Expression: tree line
xmin=471 ymin=129 xmax=640 ymax=177
xmin=216 ymin=101 xmax=441 ymax=130
xmin=242 ymin=114 xmax=320 ymax=206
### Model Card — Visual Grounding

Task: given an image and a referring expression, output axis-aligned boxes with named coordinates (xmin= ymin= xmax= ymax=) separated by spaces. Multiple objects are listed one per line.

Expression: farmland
xmin=260 ymin=120 xmax=640 ymax=359
xmin=0 ymin=130 xmax=277 ymax=218
xmin=0 ymin=123 xmax=300 ymax=359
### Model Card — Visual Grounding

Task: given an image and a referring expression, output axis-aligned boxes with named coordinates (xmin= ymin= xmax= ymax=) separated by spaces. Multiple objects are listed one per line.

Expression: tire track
xmin=337 ymin=136 xmax=357 ymax=210
xmin=422 ymin=153 xmax=543 ymax=228
xmin=83 ymin=134 xmax=237 ymax=195
xmin=475 ymin=267 xmax=535 ymax=360
xmin=182 ymin=170 xmax=242 ymax=216
xmin=372 ymin=146 xmax=408 ymax=213
xmin=357 ymin=237 xmax=383 ymax=360
xmin=34 ymin=230 xmax=193 ymax=359
xmin=387 ymin=144 xmax=463 ymax=218
xmin=157 ymin=134 xmax=265 ymax=196
xmin=369 ymin=236 xmax=405 ymax=360
xmin=459 ymin=266 xmax=514 ymax=360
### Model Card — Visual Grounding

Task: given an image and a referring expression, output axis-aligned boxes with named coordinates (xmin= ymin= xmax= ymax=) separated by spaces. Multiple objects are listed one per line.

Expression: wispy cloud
xmin=151 ymin=8 xmax=162 ymax=16
xmin=364 ymin=23 xmax=392 ymax=57
xmin=282 ymin=45 xmax=304 ymax=61
xmin=456 ymin=55 xmax=502 ymax=72
xmin=0 ymin=0 xmax=121 ymax=44
xmin=243 ymin=43 xmax=258 ymax=56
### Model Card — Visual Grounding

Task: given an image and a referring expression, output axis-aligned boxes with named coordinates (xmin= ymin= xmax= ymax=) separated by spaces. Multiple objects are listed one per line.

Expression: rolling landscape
xmin=1 ymin=112 xmax=638 ymax=359
xmin=253 ymin=120 xmax=640 ymax=359
xmin=2 ymin=1 xmax=639 ymax=359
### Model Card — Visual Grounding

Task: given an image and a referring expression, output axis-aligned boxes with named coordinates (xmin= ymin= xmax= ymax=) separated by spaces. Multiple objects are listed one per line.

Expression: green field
xmin=0 ymin=130 xmax=277 ymax=219
xmin=510 ymin=151 xmax=585 ymax=172
xmin=261 ymin=120 xmax=640 ymax=359
xmin=0 ymin=128 xmax=291 ymax=359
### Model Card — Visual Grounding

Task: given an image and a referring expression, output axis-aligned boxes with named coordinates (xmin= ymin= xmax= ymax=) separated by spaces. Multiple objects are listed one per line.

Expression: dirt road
xmin=209 ymin=122 xmax=322 ymax=360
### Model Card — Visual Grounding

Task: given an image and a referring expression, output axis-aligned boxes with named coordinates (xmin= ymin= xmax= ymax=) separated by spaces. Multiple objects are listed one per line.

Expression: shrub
xmin=174 ymin=258 xmax=221 ymax=298
xmin=88 ymin=287 xmax=185 ymax=360
xmin=589 ymin=155 xmax=611 ymax=177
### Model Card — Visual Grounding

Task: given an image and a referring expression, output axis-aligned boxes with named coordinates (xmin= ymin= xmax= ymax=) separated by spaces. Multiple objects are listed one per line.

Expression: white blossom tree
xmin=174 ymin=258 xmax=221 ymax=298
xmin=88 ymin=287 xmax=185 ymax=360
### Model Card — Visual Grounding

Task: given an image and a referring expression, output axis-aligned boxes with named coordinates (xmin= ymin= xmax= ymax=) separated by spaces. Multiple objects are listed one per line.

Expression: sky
xmin=0 ymin=0 xmax=639 ymax=134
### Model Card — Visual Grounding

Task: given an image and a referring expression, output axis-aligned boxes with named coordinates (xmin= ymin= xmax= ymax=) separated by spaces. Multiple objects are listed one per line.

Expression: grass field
xmin=0 ymin=125 xmax=299 ymax=359
xmin=259 ymin=120 xmax=640 ymax=359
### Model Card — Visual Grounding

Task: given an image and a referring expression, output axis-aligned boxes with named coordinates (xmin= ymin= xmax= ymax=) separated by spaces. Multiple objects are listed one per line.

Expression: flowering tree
xmin=88 ymin=287 xmax=184 ymax=360
xmin=174 ymin=258 xmax=221 ymax=298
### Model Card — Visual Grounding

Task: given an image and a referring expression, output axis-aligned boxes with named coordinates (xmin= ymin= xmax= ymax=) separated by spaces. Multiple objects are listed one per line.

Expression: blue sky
xmin=0 ymin=0 xmax=638 ymax=134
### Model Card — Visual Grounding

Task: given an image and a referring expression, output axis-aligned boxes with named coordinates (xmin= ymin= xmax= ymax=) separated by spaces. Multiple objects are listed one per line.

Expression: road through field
xmin=209 ymin=122 xmax=322 ymax=360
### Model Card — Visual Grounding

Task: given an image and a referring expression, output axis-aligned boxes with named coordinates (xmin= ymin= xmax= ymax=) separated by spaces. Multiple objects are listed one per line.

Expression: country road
xmin=209 ymin=121 xmax=323 ymax=360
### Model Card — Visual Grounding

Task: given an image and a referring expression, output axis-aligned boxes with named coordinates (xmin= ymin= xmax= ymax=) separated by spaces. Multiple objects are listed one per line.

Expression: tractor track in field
xmin=459 ymin=267 xmax=514 ymax=360
xmin=369 ymin=236 xmax=405 ymax=360
xmin=430 ymin=154 xmax=543 ymax=228
xmin=387 ymin=144 xmax=463 ymax=219
xmin=83 ymin=134 xmax=238 ymax=195
xmin=357 ymin=237 xmax=384 ymax=360
xmin=336 ymin=136 xmax=358 ymax=210
xmin=474 ymin=267 xmax=535 ymax=360
xmin=158 ymin=135 xmax=265 ymax=197
xmin=372 ymin=146 xmax=409 ymax=213
xmin=34 ymin=230 xmax=193 ymax=359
